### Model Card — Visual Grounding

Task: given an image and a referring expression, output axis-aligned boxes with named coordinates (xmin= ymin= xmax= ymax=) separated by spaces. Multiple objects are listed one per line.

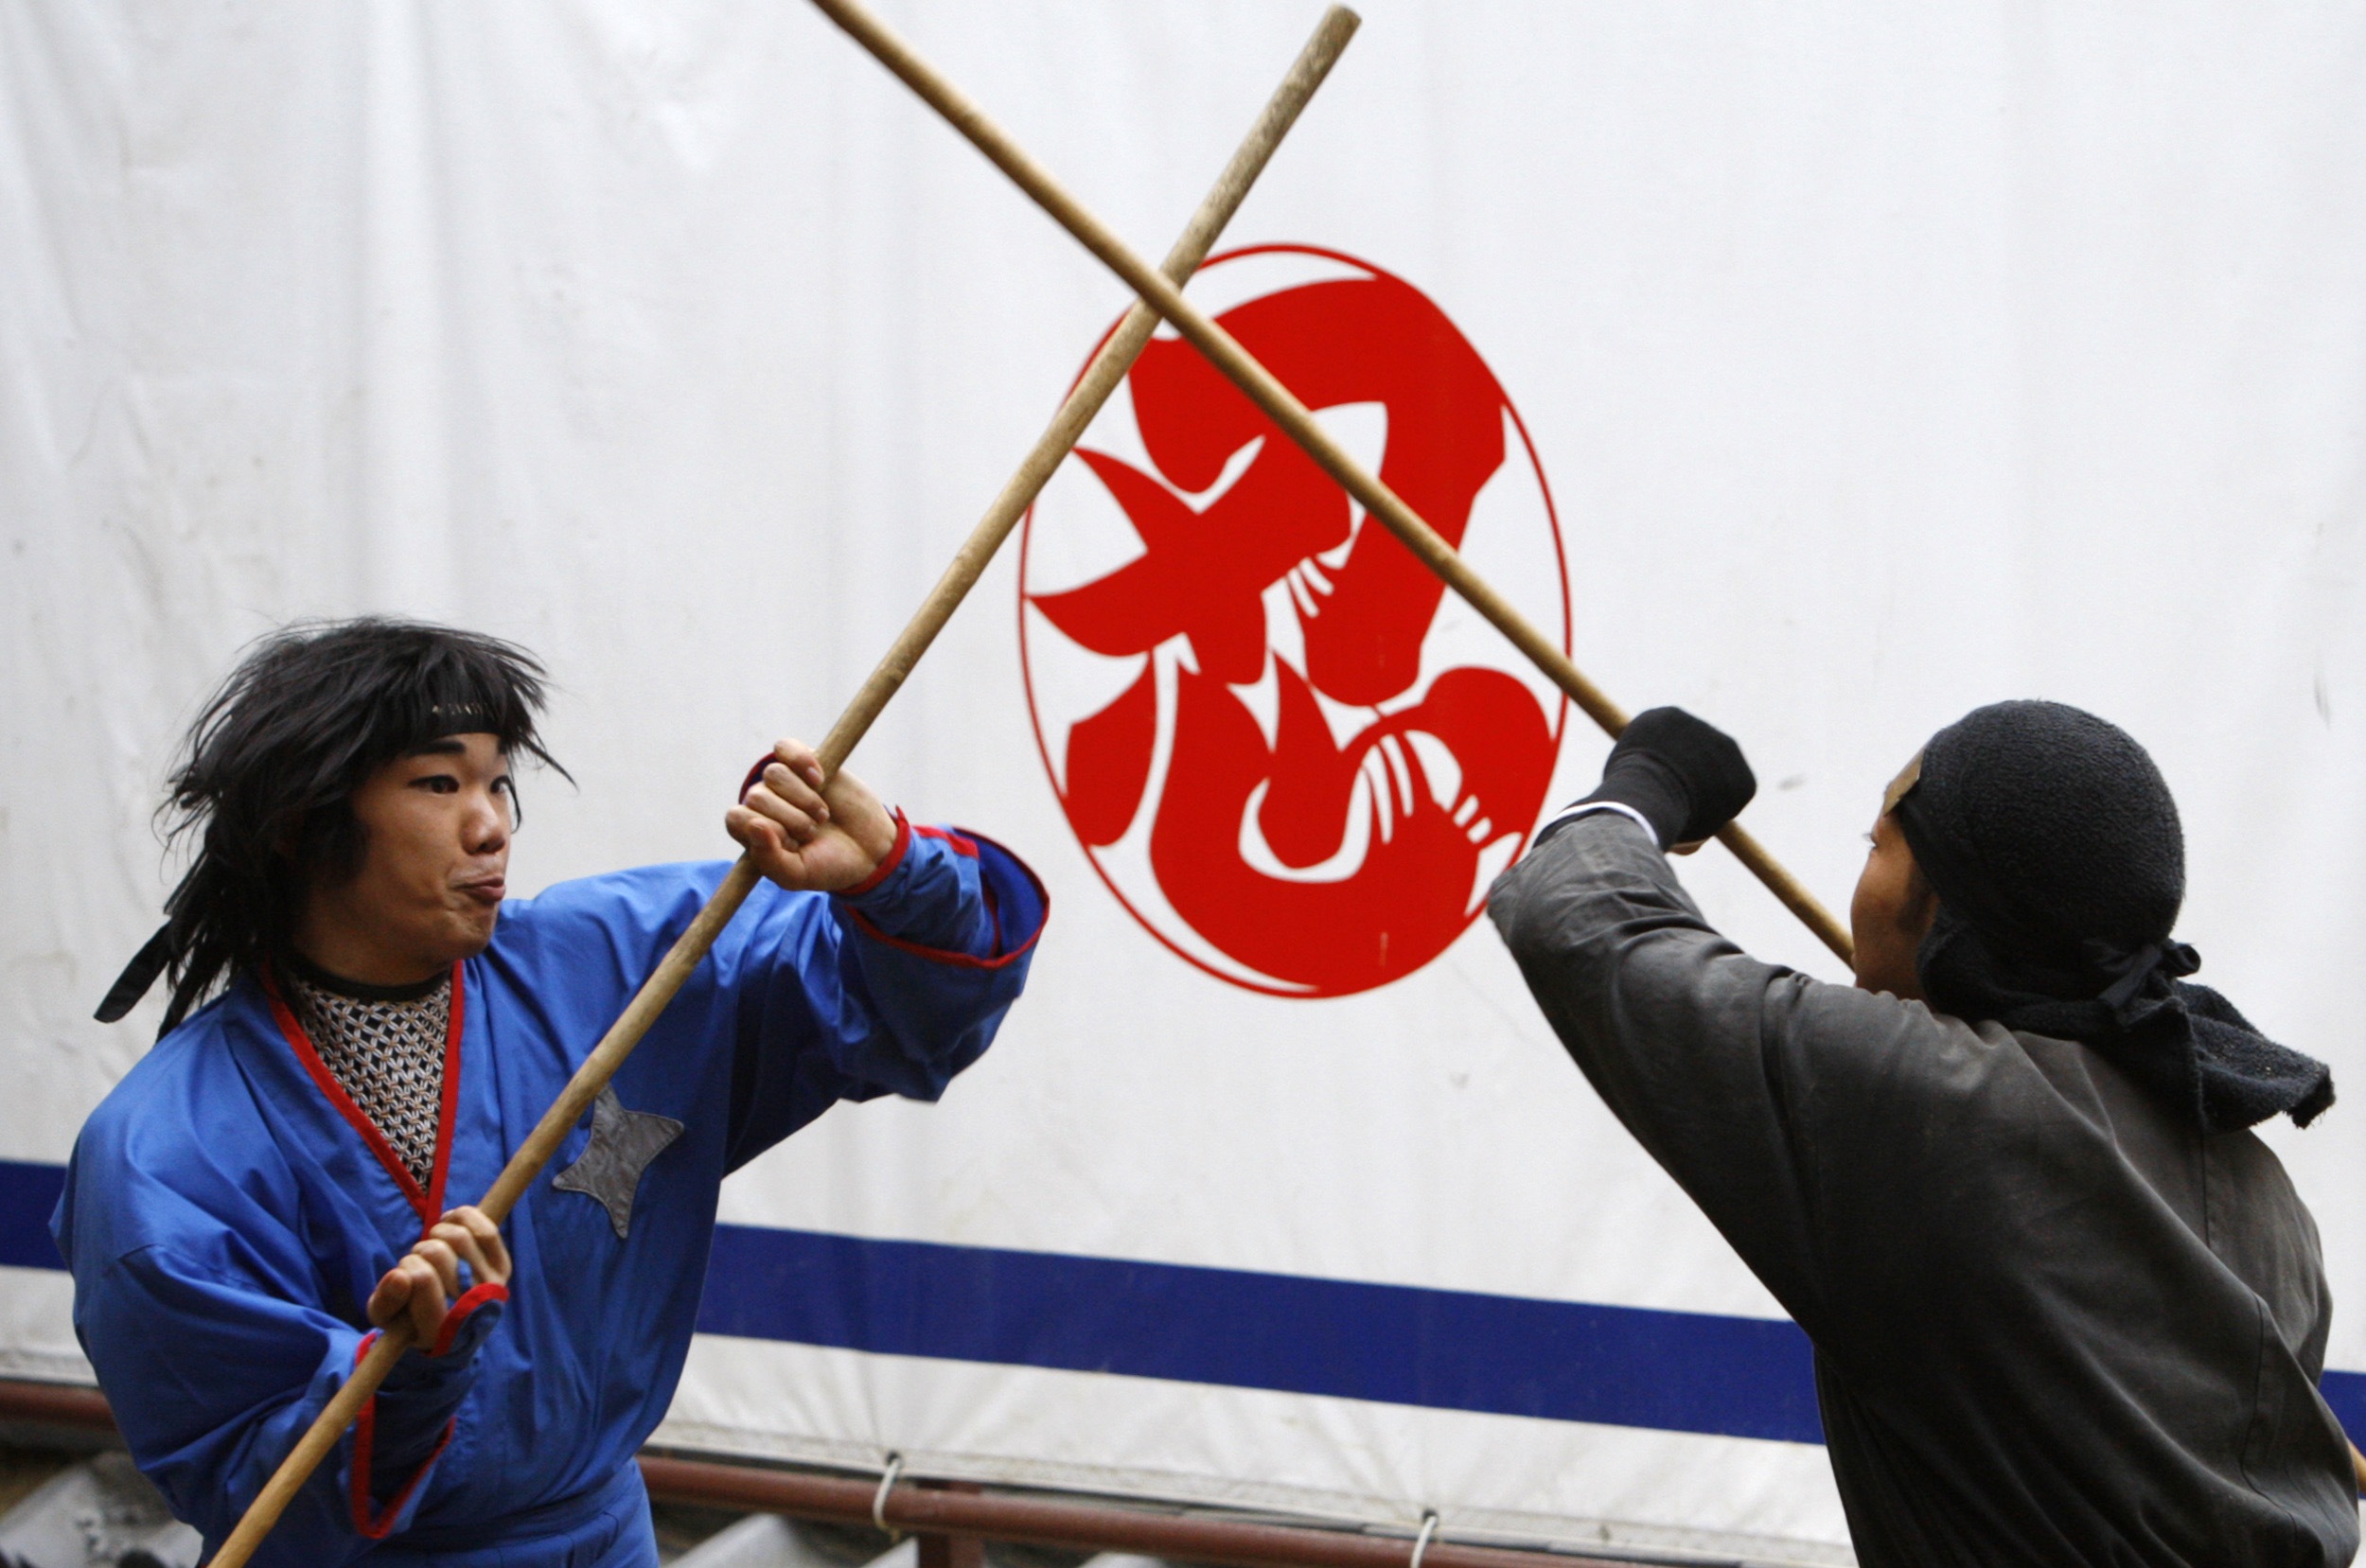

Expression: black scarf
xmin=1894 ymin=701 xmax=2332 ymax=1135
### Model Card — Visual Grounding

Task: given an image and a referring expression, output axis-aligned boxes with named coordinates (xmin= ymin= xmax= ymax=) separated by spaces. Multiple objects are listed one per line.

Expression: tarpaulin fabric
xmin=4 ymin=5 xmax=2362 ymax=1562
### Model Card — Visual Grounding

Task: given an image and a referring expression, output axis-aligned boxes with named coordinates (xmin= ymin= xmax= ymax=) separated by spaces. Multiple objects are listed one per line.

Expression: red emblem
xmin=1020 ymin=246 xmax=1569 ymax=996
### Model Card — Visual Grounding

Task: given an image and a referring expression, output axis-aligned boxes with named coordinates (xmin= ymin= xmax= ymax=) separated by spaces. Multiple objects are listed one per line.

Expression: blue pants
xmin=365 ymin=1464 xmax=657 ymax=1567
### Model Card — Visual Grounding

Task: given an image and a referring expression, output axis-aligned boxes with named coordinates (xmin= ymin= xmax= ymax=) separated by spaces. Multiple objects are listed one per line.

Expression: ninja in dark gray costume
xmin=1489 ymin=702 xmax=2357 ymax=1568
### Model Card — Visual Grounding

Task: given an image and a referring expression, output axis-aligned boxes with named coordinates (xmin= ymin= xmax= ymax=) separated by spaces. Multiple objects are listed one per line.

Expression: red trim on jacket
xmin=346 ymin=1331 xmax=455 ymax=1540
xmin=262 ymin=962 xmax=465 ymax=1230
xmin=427 ymin=968 xmax=463 ymax=1223
xmin=838 ymin=808 xmax=912 ymax=898
xmin=428 ymin=1280 xmax=508 ymax=1358
xmin=838 ymin=828 xmax=1048 ymax=971
xmin=911 ymin=823 xmax=980 ymax=857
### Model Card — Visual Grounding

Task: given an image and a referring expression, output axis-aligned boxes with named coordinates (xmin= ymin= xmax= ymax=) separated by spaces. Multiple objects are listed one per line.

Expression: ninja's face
xmin=294 ymin=732 xmax=515 ymax=984
xmin=1849 ymin=807 xmax=1932 ymax=1001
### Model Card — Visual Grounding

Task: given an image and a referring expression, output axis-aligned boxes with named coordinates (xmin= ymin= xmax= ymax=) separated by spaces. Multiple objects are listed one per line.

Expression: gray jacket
xmin=1489 ymin=813 xmax=2357 ymax=1566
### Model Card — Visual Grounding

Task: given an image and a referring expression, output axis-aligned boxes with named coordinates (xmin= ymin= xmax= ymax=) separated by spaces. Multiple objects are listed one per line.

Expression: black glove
xmin=1576 ymin=706 xmax=1756 ymax=849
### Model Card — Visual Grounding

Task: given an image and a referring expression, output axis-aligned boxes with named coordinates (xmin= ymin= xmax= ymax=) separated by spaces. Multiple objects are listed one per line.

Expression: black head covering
xmin=1891 ymin=699 xmax=2333 ymax=1135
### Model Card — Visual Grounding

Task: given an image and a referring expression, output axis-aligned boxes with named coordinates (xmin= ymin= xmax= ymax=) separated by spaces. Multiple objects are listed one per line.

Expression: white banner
xmin=5 ymin=5 xmax=2362 ymax=1563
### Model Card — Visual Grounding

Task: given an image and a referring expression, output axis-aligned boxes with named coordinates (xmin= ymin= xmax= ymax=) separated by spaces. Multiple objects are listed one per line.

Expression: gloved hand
xmin=1579 ymin=707 xmax=1757 ymax=850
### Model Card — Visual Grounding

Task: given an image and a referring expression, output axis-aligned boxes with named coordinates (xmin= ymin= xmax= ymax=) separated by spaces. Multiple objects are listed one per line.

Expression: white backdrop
xmin=6 ymin=5 xmax=2365 ymax=1564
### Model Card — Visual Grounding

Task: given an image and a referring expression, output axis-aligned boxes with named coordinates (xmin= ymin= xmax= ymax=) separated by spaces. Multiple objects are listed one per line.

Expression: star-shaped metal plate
xmin=551 ymin=1084 xmax=684 ymax=1240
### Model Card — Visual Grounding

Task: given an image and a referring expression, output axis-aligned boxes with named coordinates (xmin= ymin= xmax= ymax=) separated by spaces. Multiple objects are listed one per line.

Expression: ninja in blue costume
xmin=53 ymin=619 xmax=1048 ymax=1567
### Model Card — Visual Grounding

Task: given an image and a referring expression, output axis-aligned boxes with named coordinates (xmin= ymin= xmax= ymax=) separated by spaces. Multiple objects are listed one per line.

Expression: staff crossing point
xmin=809 ymin=0 xmax=1856 ymax=966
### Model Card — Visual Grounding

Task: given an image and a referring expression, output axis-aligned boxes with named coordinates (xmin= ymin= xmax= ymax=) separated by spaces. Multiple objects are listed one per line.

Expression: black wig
xmin=107 ymin=618 xmax=566 ymax=1033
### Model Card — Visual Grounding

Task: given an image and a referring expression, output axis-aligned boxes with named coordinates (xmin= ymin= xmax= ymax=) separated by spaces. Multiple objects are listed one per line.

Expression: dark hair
xmin=146 ymin=617 xmax=566 ymax=1031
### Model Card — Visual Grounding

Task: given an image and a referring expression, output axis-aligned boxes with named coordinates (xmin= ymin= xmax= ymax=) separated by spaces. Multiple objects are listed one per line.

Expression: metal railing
xmin=0 ymin=1380 xmax=1630 ymax=1568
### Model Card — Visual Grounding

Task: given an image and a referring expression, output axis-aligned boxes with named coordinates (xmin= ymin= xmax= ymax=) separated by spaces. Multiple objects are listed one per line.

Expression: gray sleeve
xmin=1488 ymin=812 xmax=1967 ymax=1340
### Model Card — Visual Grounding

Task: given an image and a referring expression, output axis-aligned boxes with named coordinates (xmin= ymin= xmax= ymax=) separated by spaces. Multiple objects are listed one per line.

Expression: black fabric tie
xmin=2089 ymin=937 xmax=2199 ymax=1024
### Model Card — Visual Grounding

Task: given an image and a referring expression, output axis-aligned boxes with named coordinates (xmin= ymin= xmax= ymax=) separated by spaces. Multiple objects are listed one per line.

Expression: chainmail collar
xmin=280 ymin=954 xmax=452 ymax=1189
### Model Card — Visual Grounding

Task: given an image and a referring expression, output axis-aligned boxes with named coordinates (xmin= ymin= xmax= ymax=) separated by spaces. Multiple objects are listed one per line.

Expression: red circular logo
xmin=1020 ymin=246 xmax=1569 ymax=997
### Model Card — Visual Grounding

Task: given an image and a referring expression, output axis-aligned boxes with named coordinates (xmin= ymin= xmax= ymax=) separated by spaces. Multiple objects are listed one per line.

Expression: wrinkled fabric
xmin=54 ymin=830 xmax=1046 ymax=1567
xmin=1490 ymin=814 xmax=2357 ymax=1568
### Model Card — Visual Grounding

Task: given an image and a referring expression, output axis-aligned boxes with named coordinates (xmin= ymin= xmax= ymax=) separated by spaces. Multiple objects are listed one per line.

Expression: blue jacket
xmin=54 ymin=820 xmax=1046 ymax=1565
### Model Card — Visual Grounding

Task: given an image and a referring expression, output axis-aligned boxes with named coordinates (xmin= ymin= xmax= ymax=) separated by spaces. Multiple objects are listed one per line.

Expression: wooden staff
xmin=205 ymin=14 xmax=1359 ymax=1566
xmin=809 ymin=0 xmax=1855 ymax=966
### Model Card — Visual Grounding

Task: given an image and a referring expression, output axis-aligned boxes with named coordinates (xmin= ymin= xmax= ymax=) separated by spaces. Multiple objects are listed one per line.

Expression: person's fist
xmin=1584 ymin=707 xmax=1757 ymax=851
xmin=726 ymin=738 xmax=901 ymax=893
xmin=367 ymin=1206 xmax=511 ymax=1348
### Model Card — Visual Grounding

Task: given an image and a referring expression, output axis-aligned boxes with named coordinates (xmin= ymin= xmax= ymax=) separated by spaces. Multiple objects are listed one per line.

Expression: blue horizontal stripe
xmin=0 ymin=1160 xmax=65 ymax=1271
xmin=697 ymin=1224 xmax=1825 ymax=1442
xmin=5 ymin=1159 xmax=2359 ymax=1453
xmin=2326 ymin=1370 xmax=2366 ymax=1452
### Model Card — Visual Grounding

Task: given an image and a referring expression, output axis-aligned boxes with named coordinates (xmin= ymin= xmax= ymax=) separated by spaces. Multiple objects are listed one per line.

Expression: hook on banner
xmin=873 ymin=1452 xmax=907 ymax=1542
xmin=1408 ymin=1510 xmax=1440 ymax=1568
